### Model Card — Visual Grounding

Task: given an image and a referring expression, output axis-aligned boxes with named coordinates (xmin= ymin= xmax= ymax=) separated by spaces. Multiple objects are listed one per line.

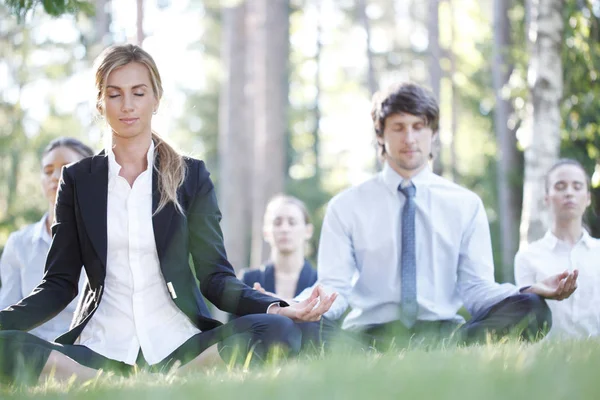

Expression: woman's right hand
xmin=266 ymin=285 xmax=337 ymax=322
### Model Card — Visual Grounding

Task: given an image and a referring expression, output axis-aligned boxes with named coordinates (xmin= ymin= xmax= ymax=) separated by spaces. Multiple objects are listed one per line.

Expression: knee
xmin=519 ymin=293 xmax=552 ymax=330
xmin=261 ymin=315 xmax=302 ymax=354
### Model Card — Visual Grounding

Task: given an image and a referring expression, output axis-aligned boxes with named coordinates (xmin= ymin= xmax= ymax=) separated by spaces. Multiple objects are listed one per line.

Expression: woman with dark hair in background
xmin=0 ymin=137 xmax=94 ymax=342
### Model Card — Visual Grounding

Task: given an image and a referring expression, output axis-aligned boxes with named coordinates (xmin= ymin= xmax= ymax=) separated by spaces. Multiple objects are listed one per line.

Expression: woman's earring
xmin=152 ymin=110 xmax=157 ymax=115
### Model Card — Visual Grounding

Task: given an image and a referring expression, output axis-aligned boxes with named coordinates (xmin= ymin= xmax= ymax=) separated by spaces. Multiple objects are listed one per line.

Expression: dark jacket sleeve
xmin=187 ymin=161 xmax=287 ymax=315
xmin=0 ymin=166 xmax=82 ymax=331
xmin=241 ymin=269 xmax=261 ymax=288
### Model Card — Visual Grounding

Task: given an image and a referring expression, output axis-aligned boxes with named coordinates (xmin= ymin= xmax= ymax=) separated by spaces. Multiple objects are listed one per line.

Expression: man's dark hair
xmin=371 ymin=82 xmax=440 ymax=138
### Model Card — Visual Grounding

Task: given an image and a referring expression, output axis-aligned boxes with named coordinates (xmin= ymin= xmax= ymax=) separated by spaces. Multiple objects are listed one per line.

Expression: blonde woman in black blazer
xmin=0 ymin=44 xmax=336 ymax=386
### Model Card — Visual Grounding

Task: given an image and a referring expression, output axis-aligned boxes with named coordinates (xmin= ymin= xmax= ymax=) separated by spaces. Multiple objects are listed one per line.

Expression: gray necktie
xmin=398 ymin=183 xmax=417 ymax=328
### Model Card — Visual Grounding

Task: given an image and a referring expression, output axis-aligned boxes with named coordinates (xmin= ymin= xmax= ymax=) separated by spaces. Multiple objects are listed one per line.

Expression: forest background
xmin=1 ymin=0 xmax=598 ymax=288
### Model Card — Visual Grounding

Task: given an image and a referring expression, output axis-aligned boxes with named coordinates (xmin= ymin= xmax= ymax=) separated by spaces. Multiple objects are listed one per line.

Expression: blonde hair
xmin=94 ymin=44 xmax=186 ymax=214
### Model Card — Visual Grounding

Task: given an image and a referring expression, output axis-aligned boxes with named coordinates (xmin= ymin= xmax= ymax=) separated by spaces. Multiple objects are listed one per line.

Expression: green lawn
xmin=2 ymin=339 xmax=599 ymax=399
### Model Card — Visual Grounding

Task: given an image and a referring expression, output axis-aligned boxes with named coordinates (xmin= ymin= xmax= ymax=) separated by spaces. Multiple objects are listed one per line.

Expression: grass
xmin=1 ymin=339 xmax=599 ymax=399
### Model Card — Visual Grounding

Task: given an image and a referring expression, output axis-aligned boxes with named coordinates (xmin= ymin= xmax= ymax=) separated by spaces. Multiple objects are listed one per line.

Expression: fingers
xmin=315 ymin=286 xmax=337 ymax=313
xmin=562 ymin=271 xmax=578 ymax=299
xmin=253 ymin=282 xmax=266 ymax=293
xmin=554 ymin=278 xmax=567 ymax=300
xmin=306 ymin=285 xmax=320 ymax=303
xmin=291 ymin=298 xmax=320 ymax=321
xmin=553 ymin=271 xmax=579 ymax=300
xmin=295 ymin=289 xmax=339 ymax=322
xmin=566 ymin=273 xmax=577 ymax=293
xmin=284 ymin=286 xmax=339 ymax=322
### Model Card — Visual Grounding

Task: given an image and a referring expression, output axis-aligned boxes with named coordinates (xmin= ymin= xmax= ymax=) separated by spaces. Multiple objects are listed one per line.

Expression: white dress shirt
xmin=0 ymin=214 xmax=84 ymax=341
xmin=515 ymin=230 xmax=600 ymax=339
xmin=315 ymin=163 xmax=519 ymax=330
xmin=78 ymin=142 xmax=201 ymax=365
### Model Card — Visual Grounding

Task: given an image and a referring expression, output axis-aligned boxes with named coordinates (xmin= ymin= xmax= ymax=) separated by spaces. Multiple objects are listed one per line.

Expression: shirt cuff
xmin=266 ymin=302 xmax=282 ymax=314
xmin=519 ymin=285 xmax=532 ymax=293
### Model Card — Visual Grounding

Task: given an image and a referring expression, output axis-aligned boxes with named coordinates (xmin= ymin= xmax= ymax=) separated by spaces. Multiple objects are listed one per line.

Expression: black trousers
xmin=298 ymin=293 xmax=552 ymax=351
xmin=0 ymin=314 xmax=301 ymax=386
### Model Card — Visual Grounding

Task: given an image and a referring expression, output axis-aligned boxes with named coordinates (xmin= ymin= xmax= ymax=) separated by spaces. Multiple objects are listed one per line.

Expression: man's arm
xmin=514 ymin=251 xmax=537 ymax=287
xmin=311 ymin=198 xmax=357 ymax=320
xmin=456 ymin=198 xmax=519 ymax=316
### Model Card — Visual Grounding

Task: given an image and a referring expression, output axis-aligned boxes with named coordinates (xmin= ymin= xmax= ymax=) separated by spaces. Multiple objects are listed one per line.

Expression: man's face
xmin=378 ymin=112 xmax=435 ymax=177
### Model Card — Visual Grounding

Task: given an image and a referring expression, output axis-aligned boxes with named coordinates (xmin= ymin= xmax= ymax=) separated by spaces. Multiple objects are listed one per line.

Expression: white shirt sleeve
xmin=514 ymin=250 xmax=537 ymax=287
xmin=0 ymin=233 xmax=24 ymax=310
xmin=313 ymin=199 xmax=355 ymax=320
xmin=456 ymin=197 xmax=519 ymax=316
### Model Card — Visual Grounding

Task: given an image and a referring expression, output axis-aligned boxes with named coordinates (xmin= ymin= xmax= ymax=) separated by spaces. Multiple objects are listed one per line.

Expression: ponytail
xmin=152 ymin=132 xmax=187 ymax=214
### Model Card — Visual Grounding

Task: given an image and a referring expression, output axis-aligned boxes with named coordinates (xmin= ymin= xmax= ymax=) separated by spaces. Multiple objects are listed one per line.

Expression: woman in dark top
xmin=242 ymin=195 xmax=317 ymax=301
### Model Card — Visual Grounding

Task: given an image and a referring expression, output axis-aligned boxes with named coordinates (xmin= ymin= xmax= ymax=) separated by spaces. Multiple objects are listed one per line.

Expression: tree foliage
xmin=5 ymin=0 xmax=93 ymax=21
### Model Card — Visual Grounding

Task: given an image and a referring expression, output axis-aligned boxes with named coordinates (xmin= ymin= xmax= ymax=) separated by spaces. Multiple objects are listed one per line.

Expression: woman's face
xmin=545 ymin=164 xmax=591 ymax=222
xmin=41 ymin=146 xmax=86 ymax=206
xmin=264 ymin=203 xmax=313 ymax=255
xmin=102 ymin=62 xmax=158 ymax=142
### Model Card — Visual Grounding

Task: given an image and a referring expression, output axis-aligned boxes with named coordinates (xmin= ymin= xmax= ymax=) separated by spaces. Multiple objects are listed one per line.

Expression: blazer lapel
xmin=151 ymin=162 xmax=176 ymax=262
xmin=76 ymin=153 xmax=109 ymax=268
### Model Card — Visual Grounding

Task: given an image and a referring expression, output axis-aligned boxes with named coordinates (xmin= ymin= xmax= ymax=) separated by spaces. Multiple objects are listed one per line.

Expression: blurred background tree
xmin=3 ymin=0 xmax=600 ymax=286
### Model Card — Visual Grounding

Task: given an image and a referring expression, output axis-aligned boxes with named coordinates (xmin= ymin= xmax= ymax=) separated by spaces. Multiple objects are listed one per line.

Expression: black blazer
xmin=242 ymin=260 xmax=317 ymax=297
xmin=0 ymin=152 xmax=285 ymax=343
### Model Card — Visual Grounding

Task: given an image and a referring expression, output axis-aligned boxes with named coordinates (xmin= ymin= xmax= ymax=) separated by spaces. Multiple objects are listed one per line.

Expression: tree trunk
xmin=313 ymin=0 xmax=323 ymax=182
xmin=492 ymin=0 xmax=519 ymax=281
xmin=520 ymin=0 xmax=564 ymax=247
xmin=248 ymin=0 xmax=290 ymax=268
xmin=136 ymin=0 xmax=144 ymax=46
xmin=218 ymin=2 xmax=250 ymax=272
xmin=428 ymin=0 xmax=444 ymax=175
xmin=94 ymin=0 xmax=111 ymax=44
xmin=357 ymin=0 xmax=377 ymax=96
xmin=448 ymin=0 xmax=458 ymax=182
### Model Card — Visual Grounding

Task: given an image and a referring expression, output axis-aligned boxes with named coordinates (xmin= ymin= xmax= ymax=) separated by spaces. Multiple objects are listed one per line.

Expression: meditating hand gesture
xmin=524 ymin=270 xmax=579 ymax=300
xmin=267 ymin=285 xmax=337 ymax=322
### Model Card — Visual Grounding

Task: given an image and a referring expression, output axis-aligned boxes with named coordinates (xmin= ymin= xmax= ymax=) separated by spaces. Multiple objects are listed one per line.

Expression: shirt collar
xmin=580 ymin=229 xmax=598 ymax=248
xmin=541 ymin=229 xmax=597 ymax=250
xmin=32 ymin=213 xmax=51 ymax=245
xmin=381 ymin=161 xmax=432 ymax=195
xmin=107 ymin=140 xmax=155 ymax=184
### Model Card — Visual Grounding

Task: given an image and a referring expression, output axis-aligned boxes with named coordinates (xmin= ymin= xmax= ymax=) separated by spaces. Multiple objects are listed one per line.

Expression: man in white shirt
xmin=515 ymin=159 xmax=598 ymax=340
xmin=305 ymin=83 xmax=578 ymax=347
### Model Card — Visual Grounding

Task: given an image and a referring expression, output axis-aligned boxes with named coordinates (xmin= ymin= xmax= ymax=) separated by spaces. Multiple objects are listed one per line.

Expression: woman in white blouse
xmin=0 ymin=137 xmax=93 ymax=341
xmin=515 ymin=159 xmax=599 ymax=339
xmin=0 ymin=44 xmax=335 ymax=386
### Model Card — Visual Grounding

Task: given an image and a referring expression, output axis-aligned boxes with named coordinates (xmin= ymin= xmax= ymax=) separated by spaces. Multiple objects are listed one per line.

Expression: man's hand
xmin=524 ymin=269 xmax=579 ymax=300
xmin=267 ymin=285 xmax=337 ymax=322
